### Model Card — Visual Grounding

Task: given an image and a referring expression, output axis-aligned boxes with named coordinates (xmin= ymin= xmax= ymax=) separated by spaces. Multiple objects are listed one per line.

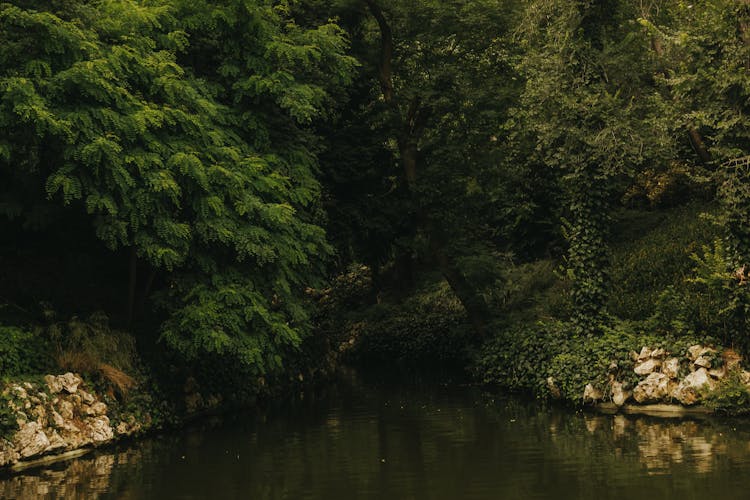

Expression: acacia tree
xmin=0 ymin=0 xmax=355 ymax=373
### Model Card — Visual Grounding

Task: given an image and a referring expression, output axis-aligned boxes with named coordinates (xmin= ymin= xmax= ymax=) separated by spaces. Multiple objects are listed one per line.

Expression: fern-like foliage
xmin=0 ymin=0 xmax=354 ymax=374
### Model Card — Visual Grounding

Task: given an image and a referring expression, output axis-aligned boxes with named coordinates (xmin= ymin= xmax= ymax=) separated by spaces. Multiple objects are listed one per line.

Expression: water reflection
xmin=4 ymin=381 xmax=750 ymax=499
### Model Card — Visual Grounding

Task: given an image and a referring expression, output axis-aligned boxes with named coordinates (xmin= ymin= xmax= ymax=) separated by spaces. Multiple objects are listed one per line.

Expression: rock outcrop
xmin=583 ymin=344 xmax=749 ymax=411
xmin=0 ymin=373 xmax=144 ymax=468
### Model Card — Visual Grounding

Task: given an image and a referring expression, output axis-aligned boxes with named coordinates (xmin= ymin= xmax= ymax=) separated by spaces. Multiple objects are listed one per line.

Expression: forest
xmin=3 ymin=0 xmax=750 ymax=433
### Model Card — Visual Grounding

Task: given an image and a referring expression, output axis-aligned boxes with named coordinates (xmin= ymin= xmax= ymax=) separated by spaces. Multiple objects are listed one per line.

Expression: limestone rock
xmin=694 ymin=355 xmax=713 ymax=369
xmin=650 ymin=347 xmax=666 ymax=359
xmin=79 ymin=389 xmax=95 ymax=405
xmin=663 ymin=357 xmax=681 ymax=379
xmin=611 ymin=381 xmax=631 ymax=407
xmin=44 ymin=375 xmax=63 ymax=394
xmin=85 ymin=402 xmax=107 ymax=417
xmin=0 ymin=440 xmax=19 ymax=467
xmin=14 ymin=422 xmax=50 ymax=458
xmin=46 ymin=431 xmax=67 ymax=452
xmin=633 ymin=372 xmax=669 ymax=403
xmin=58 ymin=400 xmax=74 ymax=420
xmin=50 ymin=409 xmax=65 ymax=429
xmin=709 ymin=366 xmax=727 ymax=379
xmin=634 ymin=358 xmax=661 ymax=376
xmin=637 ymin=347 xmax=652 ymax=361
xmin=59 ymin=373 xmax=82 ymax=394
xmin=687 ymin=345 xmax=705 ymax=361
xmin=86 ymin=416 xmax=113 ymax=443
xmin=583 ymin=383 xmax=603 ymax=403
xmin=546 ymin=377 xmax=562 ymax=399
xmin=674 ymin=367 xmax=716 ymax=405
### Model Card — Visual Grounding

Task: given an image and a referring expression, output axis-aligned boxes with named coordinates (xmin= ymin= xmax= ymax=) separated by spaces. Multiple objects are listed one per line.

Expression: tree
xmin=0 ymin=0 xmax=355 ymax=374
xmin=512 ymin=0 xmax=667 ymax=335
xmin=320 ymin=0 xmax=528 ymax=335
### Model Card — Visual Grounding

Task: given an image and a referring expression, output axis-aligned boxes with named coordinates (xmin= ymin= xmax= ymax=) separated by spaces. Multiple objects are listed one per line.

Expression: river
xmin=4 ymin=370 xmax=750 ymax=499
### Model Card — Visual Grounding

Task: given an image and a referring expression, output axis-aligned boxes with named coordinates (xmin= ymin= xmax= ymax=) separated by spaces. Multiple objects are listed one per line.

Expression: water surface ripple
xmin=4 ymin=374 xmax=750 ymax=499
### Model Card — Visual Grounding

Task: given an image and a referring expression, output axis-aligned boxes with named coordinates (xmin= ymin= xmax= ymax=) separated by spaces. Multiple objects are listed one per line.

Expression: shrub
xmin=609 ymin=204 xmax=717 ymax=320
xmin=0 ymin=325 xmax=52 ymax=377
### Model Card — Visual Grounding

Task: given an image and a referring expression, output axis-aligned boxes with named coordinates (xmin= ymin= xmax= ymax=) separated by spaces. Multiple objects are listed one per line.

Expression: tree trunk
xmin=127 ymin=246 xmax=137 ymax=326
xmin=364 ymin=0 xmax=490 ymax=335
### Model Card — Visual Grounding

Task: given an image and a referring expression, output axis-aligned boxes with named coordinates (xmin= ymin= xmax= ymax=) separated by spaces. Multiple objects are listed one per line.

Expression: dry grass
xmin=57 ymin=352 xmax=137 ymax=397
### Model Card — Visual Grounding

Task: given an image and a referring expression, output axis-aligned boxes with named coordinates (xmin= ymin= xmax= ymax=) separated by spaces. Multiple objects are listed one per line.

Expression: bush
xmin=609 ymin=204 xmax=717 ymax=320
xmin=0 ymin=325 xmax=52 ymax=377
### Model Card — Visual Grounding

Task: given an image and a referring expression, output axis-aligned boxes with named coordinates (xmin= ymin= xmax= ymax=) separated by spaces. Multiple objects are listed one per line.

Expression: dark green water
xmin=5 ymin=372 xmax=750 ymax=499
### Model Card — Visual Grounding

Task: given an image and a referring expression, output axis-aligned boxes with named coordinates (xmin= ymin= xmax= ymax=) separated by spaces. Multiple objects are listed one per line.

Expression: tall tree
xmin=0 ymin=0 xmax=355 ymax=373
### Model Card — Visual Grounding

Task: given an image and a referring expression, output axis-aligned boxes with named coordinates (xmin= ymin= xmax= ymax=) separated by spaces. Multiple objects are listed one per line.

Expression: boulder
xmin=49 ymin=409 xmax=65 ymax=429
xmin=694 ymin=355 xmax=713 ymax=369
xmin=13 ymin=422 xmax=50 ymax=458
xmin=59 ymin=373 xmax=82 ymax=394
xmin=46 ymin=431 xmax=67 ymax=452
xmin=637 ymin=347 xmax=652 ymax=361
xmin=687 ymin=345 xmax=705 ymax=361
xmin=673 ymin=367 xmax=716 ymax=405
xmin=634 ymin=358 xmax=661 ymax=376
xmin=583 ymin=383 xmax=604 ymax=403
xmin=0 ymin=440 xmax=19 ymax=468
xmin=58 ymin=400 xmax=74 ymax=420
xmin=45 ymin=375 xmax=63 ymax=394
xmin=86 ymin=416 xmax=113 ymax=443
xmin=546 ymin=377 xmax=561 ymax=399
xmin=611 ymin=381 xmax=631 ymax=407
xmin=662 ymin=357 xmax=681 ymax=379
xmin=85 ymin=402 xmax=108 ymax=417
xmin=79 ymin=389 xmax=95 ymax=405
xmin=650 ymin=348 xmax=666 ymax=359
xmin=633 ymin=372 xmax=669 ymax=403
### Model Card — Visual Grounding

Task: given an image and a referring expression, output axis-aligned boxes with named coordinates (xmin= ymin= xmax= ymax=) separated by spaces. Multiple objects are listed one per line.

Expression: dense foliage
xmin=2 ymin=0 xmax=750 ymax=406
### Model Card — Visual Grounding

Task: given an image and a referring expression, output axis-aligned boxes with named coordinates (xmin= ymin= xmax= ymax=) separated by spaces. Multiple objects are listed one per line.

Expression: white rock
xmin=674 ymin=367 xmax=716 ymax=405
xmin=687 ymin=345 xmax=705 ymax=361
xmin=637 ymin=347 xmax=652 ymax=361
xmin=58 ymin=400 xmax=74 ymax=420
xmin=46 ymin=431 xmax=67 ymax=452
xmin=663 ymin=357 xmax=681 ymax=379
xmin=634 ymin=358 xmax=661 ymax=376
xmin=50 ymin=409 xmax=65 ymax=429
xmin=0 ymin=439 xmax=20 ymax=467
xmin=611 ymin=381 xmax=630 ymax=407
xmin=59 ymin=373 xmax=82 ymax=394
xmin=583 ymin=383 xmax=603 ymax=403
xmin=44 ymin=375 xmax=63 ymax=394
xmin=546 ymin=377 xmax=561 ymax=399
xmin=633 ymin=372 xmax=669 ymax=403
xmin=694 ymin=355 xmax=713 ymax=369
xmin=13 ymin=422 xmax=50 ymax=458
xmin=79 ymin=389 xmax=95 ymax=405
xmin=85 ymin=402 xmax=108 ymax=417
xmin=651 ymin=348 xmax=666 ymax=359
xmin=86 ymin=416 xmax=113 ymax=443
